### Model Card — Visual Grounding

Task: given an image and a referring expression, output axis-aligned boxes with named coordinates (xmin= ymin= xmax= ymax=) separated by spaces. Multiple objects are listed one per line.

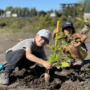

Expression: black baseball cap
xmin=62 ymin=21 xmax=74 ymax=32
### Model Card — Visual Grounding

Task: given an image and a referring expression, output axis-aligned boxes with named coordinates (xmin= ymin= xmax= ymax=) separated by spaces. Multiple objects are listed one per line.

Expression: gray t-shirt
xmin=6 ymin=38 xmax=46 ymax=59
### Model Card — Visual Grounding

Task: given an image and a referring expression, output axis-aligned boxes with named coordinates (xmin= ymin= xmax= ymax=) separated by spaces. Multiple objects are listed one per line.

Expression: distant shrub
xmin=60 ymin=15 xmax=67 ymax=22
xmin=0 ymin=20 xmax=7 ymax=27
xmin=40 ymin=14 xmax=52 ymax=26
xmin=51 ymin=17 xmax=57 ymax=26
xmin=10 ymin=21 xmax=25 ymax=28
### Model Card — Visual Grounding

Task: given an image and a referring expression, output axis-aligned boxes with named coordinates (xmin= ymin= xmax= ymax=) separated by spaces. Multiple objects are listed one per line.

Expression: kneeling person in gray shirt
xmin=1 ymin=29 xmax=52 ymax=85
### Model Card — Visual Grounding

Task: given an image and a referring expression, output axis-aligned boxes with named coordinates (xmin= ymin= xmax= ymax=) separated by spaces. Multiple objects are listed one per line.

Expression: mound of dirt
xmin=1 ymin=61 xmax=90 ymax=90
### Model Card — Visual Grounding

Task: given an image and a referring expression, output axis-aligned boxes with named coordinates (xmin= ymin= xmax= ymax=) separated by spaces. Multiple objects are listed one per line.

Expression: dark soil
xmin=0 ymin=33 xmax=90 ymax=90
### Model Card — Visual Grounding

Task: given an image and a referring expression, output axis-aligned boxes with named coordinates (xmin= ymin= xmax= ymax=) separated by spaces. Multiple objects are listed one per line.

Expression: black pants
xmin=5 ymin=49 xmax=35 ymax=74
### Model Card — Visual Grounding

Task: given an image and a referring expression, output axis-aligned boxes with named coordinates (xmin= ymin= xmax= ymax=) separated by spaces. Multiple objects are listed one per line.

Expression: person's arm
xmin=80 ymin=5 xmax=84 ymax=11
xmin=52 ymin=28 xmax=61 ymax=40
xmin=80 ymin=34 xmax=88 ymax=42
xmin=26 ymin=48 xmax=52 ymax=82
xmin=73 ymin=33 xmax=88 ymax=47
xmin=25 ymin=48 xmax=52 ymax=70
xmin=52 ymin=28 xmax=57 ymax=40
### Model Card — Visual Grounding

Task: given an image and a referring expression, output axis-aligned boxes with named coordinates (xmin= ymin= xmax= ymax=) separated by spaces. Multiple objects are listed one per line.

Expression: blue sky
xmin=0 ymin=0 xmax=79 ymax=11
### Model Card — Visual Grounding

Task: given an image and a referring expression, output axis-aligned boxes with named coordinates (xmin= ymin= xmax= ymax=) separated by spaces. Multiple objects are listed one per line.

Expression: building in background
xmin=60 ymin=3 xmax=79 ymax=12
xmin=12 ymin=13 xmax=17 ymax=17
xmin=5 ymin=11 xmax=11 ymax=17
xmin=50 ymin=12 xmax=56 ymax=17
xmin=60 ymin=3 xmax=80 ymax=17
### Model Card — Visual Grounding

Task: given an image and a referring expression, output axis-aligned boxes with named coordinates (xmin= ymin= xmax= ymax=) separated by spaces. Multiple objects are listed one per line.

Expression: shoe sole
xmin=72 ymin=60 xmax=84 ymax=67
xmin=0 ymin=77 xmax=9 ymax=85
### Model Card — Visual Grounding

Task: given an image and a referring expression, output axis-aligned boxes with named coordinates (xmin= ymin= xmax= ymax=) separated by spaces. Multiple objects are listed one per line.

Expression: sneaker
xmin=67 ymin=60 xmax=74 ymax=64
xmin=72 ymin=60 xmax=84 ymax=67
xmin=0 ymin=73 xmax=9 ymax=85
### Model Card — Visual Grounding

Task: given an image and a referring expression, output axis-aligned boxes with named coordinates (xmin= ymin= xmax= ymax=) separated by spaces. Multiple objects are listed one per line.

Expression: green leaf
xmin=84 ymin=28 xmax=89 ymax=32
xmin=59 ymin=48 xmax=63 ymax=55
xmin=71 ymin=40 xmax=74 ymax=44
xmin=55 ymin=35 xmax=61 ymax=40
xmin=64 ymin=46 xmax=70 ymax=49
xmin=88 ymin=32 xmax=90 ymax=36
xmin=65 ymin=59 xmax=70 ymax=62
xmin=84 ymin=16 xmax=89 ymax=21
xmin=47 ymin=45 xmax=52 ymax=48
xmin=52 ymin=63 xmax=57 ymax=66
xmin=62 ymin=40 xmax=67 ymax=44
xmin=67 ymin=54 xmax=77 ymax=59
xmin=61 ymin=62 xmax=69 ymax=68
xmin=55 ymin=33 xmax=64 ymax=40
xmin=77 ymin=17 xmax=82 ymax=21
xmin=69 ymin=37 xmax=73 ymax=39
xmin=47 ymin=60 xmax=52 ymax=63
xmin=65 ymin=32 xmax=68 ymax=36
xmin=57 ymin=66 xmax=60 ymax=69
xmin=75 ymin=39 xmax=80 ymax=42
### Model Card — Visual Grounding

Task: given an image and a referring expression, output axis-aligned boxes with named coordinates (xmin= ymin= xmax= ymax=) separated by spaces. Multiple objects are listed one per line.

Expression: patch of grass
xmin=0 ymin=16 xmax=87 ymax=34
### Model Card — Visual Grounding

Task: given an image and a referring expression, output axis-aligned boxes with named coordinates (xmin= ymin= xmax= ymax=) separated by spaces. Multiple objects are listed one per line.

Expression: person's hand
xmin=73 ymin=42 xmax=79 ymax=47
xmin=52 ymin=28 xmax=60 ymax=39
xmin=80 ymin=6 xmax=84 ymax=11
xmin=72 ymin=33 xmax=81 ymax=41
xmin=53 ymin=28 xmax=57 ymax=33
xmin=80 ymin=8 xmax=83 ymax=11
xmin=42 ymin=61 xmax=52 ymax=70
xmin=73 ymin=43 xmax=78 ymax=47
xmin=54 ymin=28 xmax=60 ymax=33
xmin=44 ymin=73 xmax=50 ymax=82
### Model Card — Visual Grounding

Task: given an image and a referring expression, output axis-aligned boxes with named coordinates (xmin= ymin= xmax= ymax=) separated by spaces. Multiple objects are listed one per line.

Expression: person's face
xmin=64 ymin=27 xmax=73 ymax=36
xmin=35 ymin=34 xmax=49 ymax=47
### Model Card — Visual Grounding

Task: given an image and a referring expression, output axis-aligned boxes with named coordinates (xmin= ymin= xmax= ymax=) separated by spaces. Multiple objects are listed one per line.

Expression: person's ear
xmin=35 ymin=34 xmax=40 ymax=40
xmin=35 ymin=34 xmax=38 ymax=38
xmin=36 ymin=34 xmax=38 ymax=37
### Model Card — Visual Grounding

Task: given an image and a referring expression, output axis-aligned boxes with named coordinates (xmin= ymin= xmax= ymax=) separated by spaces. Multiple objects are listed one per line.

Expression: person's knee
xmin=17 ymin=49 xmax=26 ymax=56
xmin=64 ymin=49 xmax=70 ymax=54
xmin=63 ymin=46 xmax=70 ymax=54
xmin=18 ymin=49 xmax=25 ymax=53
xmin=69 ymin=45 xmax=78 ymax=51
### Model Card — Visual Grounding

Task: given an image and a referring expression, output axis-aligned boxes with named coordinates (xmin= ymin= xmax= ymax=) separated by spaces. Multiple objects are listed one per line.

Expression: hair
xmin=62 ymin=27 xmax=76 ymax=34
xmin=63 ymin=27 xmax=76 ymax=42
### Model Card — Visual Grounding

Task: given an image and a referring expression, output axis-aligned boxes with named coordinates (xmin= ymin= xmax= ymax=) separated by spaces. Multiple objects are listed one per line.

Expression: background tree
xmin=64 ymin=5 xmax=74 ymax=17
xmin=63 ymin=2 xmax=84 ymax=18
xmin=55 ymin=10 xmax=62 ymax=17
xmin=78 ymin=0 xmax=85 ymax=3
xmin=75 ymin=3 xmax=84 ymax=17
xmin=29 ymin=8 xmax=37 ymax=17
xmin=0 ymin=9 xmax=4 ymax=16
xmin=17 ymin=8 xmax=22 ymax=17
xmin=38 ymin=10 xmax=47 ymax=16
xmin=47 ymin=9 xmax=53 ymax=13
xmin=5 ymin=6 xmax=13 ymax=12
xmin=23 ymin=8 xmax=29 ymax=17
xmin=21 ymin=8 xmax=25 ymax=17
